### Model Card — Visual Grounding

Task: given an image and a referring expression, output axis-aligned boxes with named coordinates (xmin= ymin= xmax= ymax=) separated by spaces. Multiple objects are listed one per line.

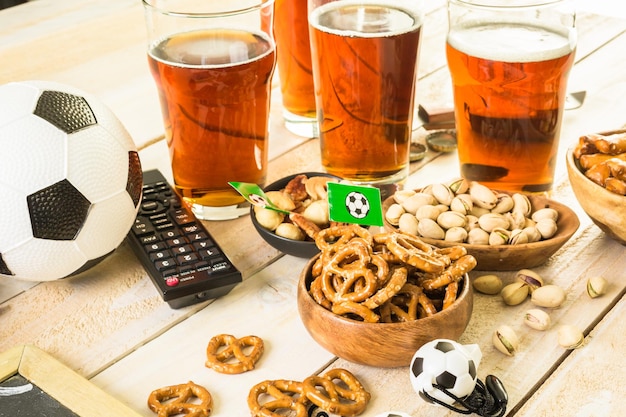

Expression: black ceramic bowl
xmin=250 ymin=172 xmax=340 ymax=258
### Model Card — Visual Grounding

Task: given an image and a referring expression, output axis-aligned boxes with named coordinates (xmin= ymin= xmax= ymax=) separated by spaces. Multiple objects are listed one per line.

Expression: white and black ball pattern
xmin=345 ymin=191 xmax=370 ymax=219
xmin=409 ymin=339 xmax=479 ymax=406
xmin=0 ymin=80 xmax=142 ymax=281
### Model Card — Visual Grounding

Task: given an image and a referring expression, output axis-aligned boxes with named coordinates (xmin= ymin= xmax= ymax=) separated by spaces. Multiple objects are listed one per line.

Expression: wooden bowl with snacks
xmin=297 ymin=254 xmax=473 ymax=368
xmin=566 ymin=129 xmax=626 ymax=245
xmin=382 ymin=184 xmax=580 ymax=271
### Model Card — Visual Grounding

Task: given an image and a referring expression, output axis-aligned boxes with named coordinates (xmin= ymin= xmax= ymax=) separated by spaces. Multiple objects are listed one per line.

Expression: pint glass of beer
xmin=274 ymin=0 xmax=317 ymax=137
xmin=308 ymin=0 xmax=424 ymax=193
xmin=142 ymin=0 xmax=276 ymax=220
xmin=447 ymin=0 xmax=577 ymax=193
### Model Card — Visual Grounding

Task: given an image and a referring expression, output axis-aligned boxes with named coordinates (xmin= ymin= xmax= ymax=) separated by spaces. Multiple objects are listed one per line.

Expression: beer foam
xmin=447 ymin=21 xmax=575 ymax=63
xmin=310 ymin=0 xmax=423 ymax=38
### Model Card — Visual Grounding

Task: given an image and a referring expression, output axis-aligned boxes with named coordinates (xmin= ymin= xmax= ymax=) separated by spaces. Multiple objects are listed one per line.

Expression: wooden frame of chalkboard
xmin=0 ymin=345 xmax=142 ymax=417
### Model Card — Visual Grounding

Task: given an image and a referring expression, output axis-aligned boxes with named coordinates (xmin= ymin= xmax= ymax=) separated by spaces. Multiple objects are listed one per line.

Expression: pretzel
xmin=247 ymin=379 xmax=308 ymax=417
xmin=421 ymin=254 xmax=477 ymax=291
xmin=577 ymin=132 xmax=626 ymax=156
xmin=315 ymin=224 xmax=373 ymax=251
xmin=331 ymin=300 xmax=380 ymax=323
xmin=302 ymin=368 xmax=371 ymax=416
xmin=147 ymin=381 xmax=212 ymax=417
xmin=379 ymin=232 xmax=449 ymax=273
xmin=205 ymin=334 xmax=264 ymax=374
xmin=442 ymin=280 xmax=459 ymax=310
xmin=362 ymin=266 xmax=408 ymax=310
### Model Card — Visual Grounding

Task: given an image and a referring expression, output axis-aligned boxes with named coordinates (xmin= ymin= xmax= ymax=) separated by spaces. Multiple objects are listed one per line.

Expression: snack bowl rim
xmin=297 ymin=254 xmax=473 ymax=367
xmin=382 ymin=189 xmax=579 ymax=271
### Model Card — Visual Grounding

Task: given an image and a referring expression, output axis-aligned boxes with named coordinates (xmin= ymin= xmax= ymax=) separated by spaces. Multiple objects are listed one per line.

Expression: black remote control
xmin=126 ymin=169 xmax=242 ymax=309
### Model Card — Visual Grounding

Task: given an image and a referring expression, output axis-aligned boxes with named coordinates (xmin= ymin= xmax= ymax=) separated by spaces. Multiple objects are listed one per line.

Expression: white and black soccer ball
xmin=0 ymin=80 xmax=142 ymax=281
xmin=345 ymin=191 xmax=370 ymax=219
xmin=409 ymin=339 xmax=482 ymax=406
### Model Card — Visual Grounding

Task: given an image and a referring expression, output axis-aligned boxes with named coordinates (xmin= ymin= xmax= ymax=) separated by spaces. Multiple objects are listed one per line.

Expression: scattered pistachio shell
xmin=275 ymin=223 xmax=305 ymax=241
xmin=417 ymin=218 xmax=445 ymax=240
xmin=501 ymin=282 xmax=530 ymax=306
xmin=524 ymin=309 xmax=551 ymax=331
xmin=558 ymin=325 xmax=584 ymax=349
xmin=586 ymin=276 xmax=608 ymax=298
xmin=493 ymin=325 xmax=519 ymax=356
xmin=531 ymin=284 xmax=566 ymax=308
xmin=515 ymin=269 xmax=544 ymax=293
xmin=473 ymin=274 xmax=503 ymax=295
xmin=385 ymin=203 xmax=405 ymax=226
xmin=398 ymin=213 xmax=419 ymax=235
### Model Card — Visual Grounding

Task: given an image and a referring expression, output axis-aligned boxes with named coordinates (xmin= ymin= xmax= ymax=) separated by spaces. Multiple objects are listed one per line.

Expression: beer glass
xmin=274 ymin=0 xmax=317 ymax=137
xmin=308 ymin=0 xmax=424 ymax=194
xmin=142 ymin=0 xmax=276 ymax=220
xmin=447 ymin=0 xmax=577 ymax=193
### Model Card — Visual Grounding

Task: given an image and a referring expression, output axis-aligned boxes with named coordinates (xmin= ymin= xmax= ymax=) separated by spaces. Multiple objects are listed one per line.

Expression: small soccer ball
xmin=409 ymin=339 xmax=482 ymax=406
xmin=0 ymin=80 xmax=142 ymax=281
xmin=345 ymin=191 xmax=370 ymax=219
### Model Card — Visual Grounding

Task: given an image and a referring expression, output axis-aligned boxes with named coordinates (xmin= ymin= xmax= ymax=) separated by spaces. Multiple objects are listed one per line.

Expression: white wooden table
xmin=1 ymin=1 xmax=625 ymax=416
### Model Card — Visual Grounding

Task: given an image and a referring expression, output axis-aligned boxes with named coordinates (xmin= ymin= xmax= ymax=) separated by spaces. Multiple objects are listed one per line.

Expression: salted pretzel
xmin=421 ymin=254 xmax=477 ymax=291
xmin=248 ymin=379 xmax=309 ymax=417
xmin=205 ymin=334 xmax=264 ymax=374
xmin=362 ymin=266 xmax=408 ymax=310
xmin=302 ymin=368 xmax=371 ymax=416
xmin=379 ymin=282 xmax=437 ymax=322
xmin=442 ymin=280 xmax=459 ymax=310
xmin=147 ymin=381 xmax=212 ymax=417
xmin=315 ymin=224 xmax=373 ymax=252
xmin=331 ymin=300 xmax=380 ymax=323
xmin=377 ymin=232 xmax=449 ymax=273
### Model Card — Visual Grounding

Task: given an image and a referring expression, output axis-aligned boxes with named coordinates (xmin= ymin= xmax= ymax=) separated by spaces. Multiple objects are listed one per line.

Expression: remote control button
xmin=145 ymin=241 xmax=167 ymax=253
xmin=165 ymin=276 xmax=179 ymax=287
xmin=173 ymin=208 xmax=195 ymax=226
xmin=155 ymin=259 xmax=176 ymax=271
xmin=150 ymin=250 xmax=173 ymax=263
xmin=198 ymin=247 xmax=220 ymax=260
xmin=140 ymin=234 xmax=159 ymax=245
xmin=167 ymin=237 xmax=188 ymax=248
xmin=171 ymin=245 xmax=194 ymax=256
xmin=177 ymin=252 xmax=199 ymax=265
xmin=132 ymin=217 xmax=155 ymax=236
xmin=193 ymin=240 xmax=213 ymax=251
xmin=162 ymin=229 xmax=183 ymax=240
xmin=187 ymin=231 xmax=210 ymax=242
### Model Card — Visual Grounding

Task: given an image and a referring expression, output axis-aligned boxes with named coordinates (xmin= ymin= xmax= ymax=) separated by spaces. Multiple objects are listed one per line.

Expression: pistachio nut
xmin=432 ymin=183 xmax=455 ymax=206
xmin=473 ymin=274 xmax=503 ymax=295
xmin=508 ymin=229 xmax=529 ymax=245
xmin=415 ymin=204 xmax=442 ymax=221
xmin=393 ymin=189 xmax=416 ymax=205
xmin=491 ymin=193 xmax=515 ymax=214
xmin=385 ymin=203 xmax=405 ymax=226
xmin=558 ymin=325 xmax=584 ymax=349
xmin=417 ymin=218 xmax=445 ymax=240
xmin=531 ymin=284 xmax=566 ymax=308
xmin=398 ymin=213 xmax=419 ymax=236
xmin=467 ymin=228 xmax=490 ymax=245
xmin=448 ymin=177 xmax=470 ymax=194
xmin=524 ymin=309 xmax=551 ymax=331
xmin=470 ymin=206 xmax=491 ymax=218
xmin=512 ymin=193 xmax=532 ymax=217
xmin=501 ymin=281 xmax=530 ymax=306
xmin=445 ymin=226 xmax=468 ymax=243
xmin=465 ymin=214 xmax=480 ymax=230
xmin=535 ymin=218 xmax=558 ymax=239
xmin=470 ymin=182 xmax=498 ymax=209
xmin=401 ymin=192 xmax=437 ymax=215
xmin=478 ymin=213 xmax=510 ymax=233
xmin=531 ymin=207 xmax=559 ymax=223
xmin=507 ymin=210 xmax=527 ymax=230
xmin=515 ymin=269 xmax=544 ymax=292
xmin=437 ymin=210 xmax=467 ymax=229
xmin=522 ymin=226 xmax=542 ymax=243
xmin=586 ymin=276 xmax=608 ymax=298
xmin=489 ymin=228 xmax=510 ymax=246
xmin=450 ymin=194 xmax=473 ymax=215
xmin=493 ymin=325 xmax=519 ymax=356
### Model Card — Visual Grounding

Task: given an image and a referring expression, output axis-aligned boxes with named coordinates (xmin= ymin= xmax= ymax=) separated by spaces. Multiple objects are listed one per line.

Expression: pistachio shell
xmin=473 ymin=274 xmax=503 ymax=295
xmin=558 ymin=325 xmax=584 ymax=349
xmin=415 ymin=205 xmax=442 ymax=221
xmin=535 ymin=218 xmax=558 ymax=239
xmin=385 ymin=203 xmax=405 ymax=226
xmin=448 ymin=177 xmax=470 ymax=194
xmin=478 ymin=213 xmax=510 ymax=233
xmin=465 ymin=214 xmax=480 ymax=230
xmin=401 ymin=192 xmax=437 ymax=215
xmin=444 ymin=226 xmax=468 ymax=243
xmin=508 ymin=229 xmax=529 ymax=245
xmin=524 ymin=309 xmax=551 ymax=331
xmin=398 ymin=213 xmax=419 ymax=236
xmin=531 ymin=284 xmax=566 ymax=308
xmin=507 ymin=210 xmax=527 ymax=230
xmin=470 ymin=206 xmax=491 ymax=217
xmin=417 ymin=218 xmax=445 ymax=240
xmin=491 ymin=194 xmax=515 ymax=214
xmin=467 ymin=228 xmax=490 ymax=245
xmin=450 ymin=194 xmax=473 ymax=214
xmin=522 ymin=226 xmax=542 ymax=243
xmin=531 ymin=207 xmax=559 ymax=223
xmin=470 ymin=182 xmax=498 ymax=209
xmin=515 ymin=269 xmax=544 ymax=292
xmin=493 ymin=325 xmax=519 ymax=356
xmin=512 ymin=193 xmax=532 ymax=217
xmin=432 ymin=183 xmax=455 ymax=206
xmin=586 ymin=276 xmax=608 ymax=298
xmin=501 ymin=282 xmax=529 ymax=306
xmin=437 ymin=210 xmax=467 ymax=229
xmin=393 ymin=189 xmax=416 ymax=205
xmin=489 ymin=228 xmax=510 ymax=246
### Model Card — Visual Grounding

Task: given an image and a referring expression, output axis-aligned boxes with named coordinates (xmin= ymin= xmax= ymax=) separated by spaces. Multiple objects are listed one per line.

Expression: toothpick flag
xmin=327 ymin=182 xmax=384 ymax=227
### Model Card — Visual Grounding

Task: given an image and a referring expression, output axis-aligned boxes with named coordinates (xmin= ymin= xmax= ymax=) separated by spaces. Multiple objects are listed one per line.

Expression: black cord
xmin=420 ymin=376 xmax=508 ymax=417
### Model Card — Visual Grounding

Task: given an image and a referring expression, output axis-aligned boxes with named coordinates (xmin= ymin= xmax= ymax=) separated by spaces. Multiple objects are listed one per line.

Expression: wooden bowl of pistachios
xmin=382 ymin=180 xmax=580 ymax=271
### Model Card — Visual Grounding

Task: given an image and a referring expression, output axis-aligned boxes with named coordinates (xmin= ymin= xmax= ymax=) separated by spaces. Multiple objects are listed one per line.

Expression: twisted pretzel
xmin=302 ymin=368 xmax=371 ymax=416
xmin=331 ymin=300 xmax=380 ymax=323
xmin=421 ymin=254 xmax=477 ymax=291
xmin=315 ymin=224 xmax=373 ymax=251
xmin=147 ymin=381 xmax=212 ymax=417
xmin=205 ymin=334 xmax=264 ymax=374
xmin=379 ymin=283 xmax=437 ymax=322
xmin=380 ymin=232 xmax=449 ymax=273
xmin=247 ymin=379 xmax=308 ymax=417
xmin=362 ymin=266 xmax=408 ymax=310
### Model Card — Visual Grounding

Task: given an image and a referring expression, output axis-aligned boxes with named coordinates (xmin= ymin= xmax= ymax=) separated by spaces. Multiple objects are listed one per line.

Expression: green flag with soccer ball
xmin=327 ymin=182 xmax=384 ymax=227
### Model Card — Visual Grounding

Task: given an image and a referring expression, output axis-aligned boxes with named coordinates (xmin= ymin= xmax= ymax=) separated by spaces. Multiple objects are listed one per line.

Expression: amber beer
xmin=148 ymin=29 xmax=275 ymax=208
xmin=309 ymin=1 xmax=422 ymax=184
xmin=447 ymin=23 xmax=575 ymax=193
xmin=274 ymin=0 xmax=316 ymax=126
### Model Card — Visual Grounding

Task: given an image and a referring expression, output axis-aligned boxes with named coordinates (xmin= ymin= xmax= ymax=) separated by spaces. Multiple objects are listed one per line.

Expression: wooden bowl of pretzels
xmin=567 ymin=129 xmax=626 ymax=245
xmin=297 ymin=225 xmax=474 ymax=368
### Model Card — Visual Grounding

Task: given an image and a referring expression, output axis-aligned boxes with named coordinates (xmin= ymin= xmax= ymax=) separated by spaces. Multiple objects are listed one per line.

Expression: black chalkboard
xmin=0 ymin=374 xmax=79 ymax=417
